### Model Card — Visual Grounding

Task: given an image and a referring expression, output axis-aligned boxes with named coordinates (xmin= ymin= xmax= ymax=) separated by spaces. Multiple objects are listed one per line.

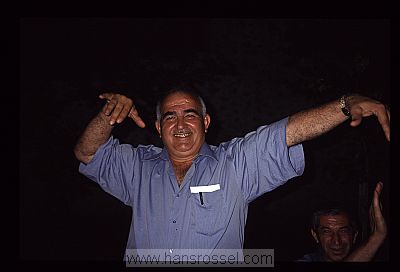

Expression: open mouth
xmin=329 ymin=248 xmax=344 ymax=254
xmin=173 ymin=132 xmax=192 ymax=138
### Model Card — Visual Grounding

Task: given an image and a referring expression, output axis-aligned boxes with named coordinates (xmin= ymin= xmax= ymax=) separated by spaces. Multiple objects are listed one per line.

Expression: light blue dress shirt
xmin=79 ymin=117 xmax=304 ymax=258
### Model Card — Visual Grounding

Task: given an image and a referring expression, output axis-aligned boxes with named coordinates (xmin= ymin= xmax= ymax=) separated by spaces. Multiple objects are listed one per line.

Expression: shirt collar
xmin=197 ymin=142 xmax=218 ymax=161
xmin=142 ymin=142 xmax=218 ymax=162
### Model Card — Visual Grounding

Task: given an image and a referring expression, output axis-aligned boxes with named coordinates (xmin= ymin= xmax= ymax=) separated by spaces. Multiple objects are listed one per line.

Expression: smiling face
xmin=155 ymin=91 xmax=210 ymax=163
xmin=311 ymin=213 xmax=358 ymax=262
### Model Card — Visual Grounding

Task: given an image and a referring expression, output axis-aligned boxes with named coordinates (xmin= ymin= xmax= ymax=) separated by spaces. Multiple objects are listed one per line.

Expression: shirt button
xmin=176 ymin=194 xmax=180 ymax=198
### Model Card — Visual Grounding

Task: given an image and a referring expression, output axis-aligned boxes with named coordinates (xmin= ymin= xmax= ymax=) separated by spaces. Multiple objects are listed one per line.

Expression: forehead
xmin=161 ymin=92 xmax=201 ymax=112
xmin=319 ymin=213 xmax=351 ymax=228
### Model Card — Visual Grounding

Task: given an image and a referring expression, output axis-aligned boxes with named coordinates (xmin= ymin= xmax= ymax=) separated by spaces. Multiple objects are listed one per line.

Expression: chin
xmin=328 ymin=254 xmax=346 ymax=262
xmin=174 ymin=145 xmax=194 ymax=153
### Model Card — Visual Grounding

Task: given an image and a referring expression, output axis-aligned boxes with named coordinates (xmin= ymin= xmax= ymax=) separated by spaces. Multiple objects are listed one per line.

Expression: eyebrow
xmin=184 ymin=109 xmax=201 ymax=116
xmin=319 ymin=226 xmax=351 ymax=231
xmin=339 ymin=226 xmax=351 ymax=230
xmin=161 ymin=108 xmax=201 ymax=120
xmin=319 ymin=227 xmax=331 ymax=230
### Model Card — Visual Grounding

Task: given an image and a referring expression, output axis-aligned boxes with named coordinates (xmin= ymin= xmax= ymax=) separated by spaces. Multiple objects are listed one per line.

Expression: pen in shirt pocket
xmin=199 ymin=192 xmax=204 ymax=205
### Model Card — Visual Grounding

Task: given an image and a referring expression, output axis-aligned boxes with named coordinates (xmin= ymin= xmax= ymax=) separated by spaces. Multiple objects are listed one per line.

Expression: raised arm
xmin=345 ymin=182 xmax=387 ymax=262
xmin=286 ymin=94 xmax=390 ymax=147
xmin=73 ymin=93 xmax=146 ymax=164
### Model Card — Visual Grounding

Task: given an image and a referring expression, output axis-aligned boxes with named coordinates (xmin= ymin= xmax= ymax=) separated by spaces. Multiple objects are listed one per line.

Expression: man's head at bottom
xmin=311 ymin=208 xmax=358 ymax=262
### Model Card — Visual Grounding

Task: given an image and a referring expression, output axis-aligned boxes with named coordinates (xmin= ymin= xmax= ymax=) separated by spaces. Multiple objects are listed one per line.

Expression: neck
xmin=171 ymin=160 xmax=193 ymax=186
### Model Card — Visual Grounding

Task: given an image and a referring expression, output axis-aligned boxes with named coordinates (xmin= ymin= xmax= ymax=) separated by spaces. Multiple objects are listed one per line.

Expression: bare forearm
xmin=74 ymin=93 xmax=146 ymax=164
xmin=345 ymin=234 xmax=386 ymax=262
xmin=286 ymin=99 xmax=348 ymax=146
xmin=74 ymin=111 xmax=114 ymax=164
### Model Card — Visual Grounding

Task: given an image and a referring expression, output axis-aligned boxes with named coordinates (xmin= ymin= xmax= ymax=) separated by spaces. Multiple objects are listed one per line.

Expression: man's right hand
xmin=99 ymin=92 xmax=146 ymax=128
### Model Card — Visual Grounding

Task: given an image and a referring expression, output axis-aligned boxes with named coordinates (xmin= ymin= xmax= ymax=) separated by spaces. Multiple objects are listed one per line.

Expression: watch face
xmin=339 ymin=95 xmax=351 ymax=117
xmin=341 ymin=107 xmax=351 ymax=117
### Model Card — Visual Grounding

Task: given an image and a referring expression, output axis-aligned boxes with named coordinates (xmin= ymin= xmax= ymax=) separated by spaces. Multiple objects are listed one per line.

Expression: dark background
xmin=20 ymin=18 xmax=390 ymax=261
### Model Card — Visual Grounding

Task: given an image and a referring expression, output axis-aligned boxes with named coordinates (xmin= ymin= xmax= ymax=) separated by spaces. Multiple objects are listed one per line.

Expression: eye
xmin=185 ymin=114 xmax=196 ymax=119
xmin=321 ymin=229 xmax=332 ymax=235
xmin=164 ymin=115 xmax=176 ymax=121
xmin=340 ymin=228 xmax=352 ymax=234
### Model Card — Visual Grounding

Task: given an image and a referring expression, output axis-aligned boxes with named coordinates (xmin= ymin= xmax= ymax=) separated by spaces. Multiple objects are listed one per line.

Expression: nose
xmin=332 ymin=233 xmax=342 ymax=246
xmin=177 ymin=116 xmax=185 ymax=129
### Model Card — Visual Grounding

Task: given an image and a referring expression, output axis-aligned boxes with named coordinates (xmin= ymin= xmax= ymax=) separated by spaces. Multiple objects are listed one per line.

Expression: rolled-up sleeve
xmin=231 ymin=117 xmax=305 ymax=202
xmin=78 ymin=136 xmax=136 ymax=205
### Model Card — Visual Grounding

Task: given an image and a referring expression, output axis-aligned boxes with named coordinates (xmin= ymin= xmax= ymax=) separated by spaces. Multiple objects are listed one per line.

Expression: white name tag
xmin=190 ymin=184 xmax=220 ymax=193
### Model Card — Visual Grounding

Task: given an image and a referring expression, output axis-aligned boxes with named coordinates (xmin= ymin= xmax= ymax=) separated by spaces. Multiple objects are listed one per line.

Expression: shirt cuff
xmin=288 ymin=143 xmax=305 ymax=176
xmin=78 ymin=136 xmax=117 ymax=176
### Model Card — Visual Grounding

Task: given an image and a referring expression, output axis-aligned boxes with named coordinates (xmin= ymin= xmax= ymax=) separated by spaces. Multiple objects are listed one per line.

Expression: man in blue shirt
xmin=74 ymin=85 xmax=390 ymax=261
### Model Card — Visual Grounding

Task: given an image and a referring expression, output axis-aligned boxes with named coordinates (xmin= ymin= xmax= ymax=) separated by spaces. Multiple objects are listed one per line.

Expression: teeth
xmin=174 ymin=133 xmax=191 ymax=138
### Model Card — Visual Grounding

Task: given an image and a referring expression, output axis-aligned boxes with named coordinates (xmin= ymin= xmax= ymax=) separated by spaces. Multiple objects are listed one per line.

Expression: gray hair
xmin=311 ymin=207 xmax=357 ymax=232
xmin=156 ymin=91 xmax=207 ymax=121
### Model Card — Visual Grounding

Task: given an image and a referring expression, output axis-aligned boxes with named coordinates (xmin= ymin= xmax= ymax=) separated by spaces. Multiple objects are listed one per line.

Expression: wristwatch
xmin=339 ymin=95 xmax=351 ymax=117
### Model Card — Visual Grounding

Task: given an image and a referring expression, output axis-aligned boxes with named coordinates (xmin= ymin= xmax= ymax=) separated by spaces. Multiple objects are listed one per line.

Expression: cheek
xmin=319 ymin=236 xmax=333 ymax=247
xmin=342 ymin=236 xmax=353 ymax=244
xmin=190 ymin=121 xmax=205 ymax=131
xmin=320 ymin=237 xmax=330 ymax=245
xmin=161 ymin=123 xmax=174 ymax=133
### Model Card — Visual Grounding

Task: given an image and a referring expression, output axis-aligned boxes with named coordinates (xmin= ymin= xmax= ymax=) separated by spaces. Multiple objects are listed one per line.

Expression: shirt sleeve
xmin=78 ymin=136 xmax=137 ymax=206
xmin=229 ymin=117 xmax=305 ymax=203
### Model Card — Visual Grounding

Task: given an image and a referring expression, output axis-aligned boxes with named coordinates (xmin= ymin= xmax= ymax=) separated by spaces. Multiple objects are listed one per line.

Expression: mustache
xmin=173 ymin=129 xmax=192 ymax=134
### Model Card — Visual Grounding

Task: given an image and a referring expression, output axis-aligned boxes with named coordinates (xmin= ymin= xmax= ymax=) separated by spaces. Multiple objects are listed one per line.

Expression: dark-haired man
xmin=298 ymin=182 xmax=387 ymax=262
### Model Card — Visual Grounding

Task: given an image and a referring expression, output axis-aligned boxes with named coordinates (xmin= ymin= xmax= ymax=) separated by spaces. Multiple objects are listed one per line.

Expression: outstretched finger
xmin=99 ymin=93 xmax=114 ymax=101
xmin=128 ymin=107 xmax=146 ymax=128
xmin=386 ymin=105 xmax=390 ymax=122
xmin=105 ymin=101 xmax=117 ymax=117
xmin=369 ymin=200 xmax=375 ymax=231
xmin=375 ymin=106 xmax=391 ymax=142
xmin=109 ymin=101 xmax=125 ymax=125
xmin=114 ymin=102 xmax=134 ymax=124
xmin=373 ymin=182 xmax=383 ymax=210
xmin=99 ymin=93 xmax=117 ymax=116
xmin=372 ymin=182 xmax=387 ymax=234
xmin=377 ymin=118 xmax=390 ymax=142
xmin=373 ymin=103 xmax=390 ymax=142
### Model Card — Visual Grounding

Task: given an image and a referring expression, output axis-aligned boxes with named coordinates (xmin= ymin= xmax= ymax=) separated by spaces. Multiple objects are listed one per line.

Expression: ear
xmin=155 ymin=120 xmax=161 ymax=136
xmin=204 ymin=114 xmax=211 ymax=131
xmin=353 ymin=231 xmax=358 ymax=244
xmin=311 ymin=229 xmax=319 ymax=244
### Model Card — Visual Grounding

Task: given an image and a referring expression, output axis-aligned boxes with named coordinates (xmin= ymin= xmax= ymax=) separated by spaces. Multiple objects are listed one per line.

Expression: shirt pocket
xmin=190 ymin=190 xmax=226 ymax=236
